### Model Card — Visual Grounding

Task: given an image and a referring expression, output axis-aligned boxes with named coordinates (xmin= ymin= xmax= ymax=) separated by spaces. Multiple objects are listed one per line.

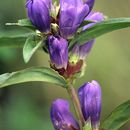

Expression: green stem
xmin=67 ymin=84 xmax=85 ymax=130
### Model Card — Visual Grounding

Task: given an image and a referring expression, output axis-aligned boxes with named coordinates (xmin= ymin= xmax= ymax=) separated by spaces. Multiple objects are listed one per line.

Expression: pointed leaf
xmin=6 ymin=19 xmax=35 ymax=30
xmin=69 ymin=18 xmax=130 ymax=49
xmin=0 ymin=67 xmax=67 ymax=88
xmin=79 ymin=20 xmax=94 ymax=28
xmin=18 ymin=19 xmax=35 ymax=29
xmin=23 ymin=35 xmax=43 ymax=63
xmin=101 ymin=100 xmax=130 ymax=130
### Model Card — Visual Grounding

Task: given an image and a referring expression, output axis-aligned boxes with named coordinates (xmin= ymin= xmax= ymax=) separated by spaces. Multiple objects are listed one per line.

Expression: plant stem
xmin=67 ymin=84 xmax=85 ymax=130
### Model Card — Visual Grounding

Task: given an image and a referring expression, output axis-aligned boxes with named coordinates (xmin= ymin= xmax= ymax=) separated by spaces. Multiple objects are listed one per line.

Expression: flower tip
xmin=26 ymin=0 xmax=51 ymax=32
xmin=91 ymin=80 xmax=100 ymax=86
xmin=48 ymin=36 xmax=68 ymax=70
xmin=78 ymin=80 xmax=102 ymax=129
xmin=51 ymin=99 xmax=79 ymax=130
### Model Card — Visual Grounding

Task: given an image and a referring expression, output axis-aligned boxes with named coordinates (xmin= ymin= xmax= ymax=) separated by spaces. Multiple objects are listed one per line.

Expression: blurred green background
xmin=0 ymin=0 xmax=130 ymax=130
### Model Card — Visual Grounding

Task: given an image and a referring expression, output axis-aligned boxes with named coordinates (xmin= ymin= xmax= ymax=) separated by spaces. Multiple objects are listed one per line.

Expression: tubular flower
xmin=47 ymin=36 xmax=68 ymax=69
xmin=79 ymin=12 xmax=105 ymax=58
xmin=70 ymin=40 xmax=94 ymax=61
xmin=71 ymin=12 xmax=105 ymax=60
xmin=59 ymin=0 xmax=89 ymax=39
xmin=78 ymin=80 xmax=102 ymax=130
xmin=50 ymin=99 xmax=80 ymax=130
xmin=26 ymin=0 xmax=51 ymax=33
xmin=79 ymin=40 xmax=95 ymax=59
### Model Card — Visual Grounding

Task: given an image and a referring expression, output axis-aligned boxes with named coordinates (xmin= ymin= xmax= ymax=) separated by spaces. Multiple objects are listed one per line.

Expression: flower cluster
xmin=51 ymin=80 xmax=102 ymax=130
xmin=26 ymin=0 xmax=104 ymax=79
xmin=26 ymin=0 xmax=104 ymax=130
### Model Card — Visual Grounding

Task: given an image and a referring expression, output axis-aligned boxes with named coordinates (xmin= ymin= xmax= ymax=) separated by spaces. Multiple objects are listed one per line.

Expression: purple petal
xmin=71 ymin=39 xmax=95 ymax=60
xmin=43 ymin=0 xmax=52 ymax=8
xmin=71 ymin=44 xmax=80 ymax=56
xmin=47 ymin=36 xmax=68 ymax=69
xmin=59 ymin=0 xmax=89 ymax=39
xmin=26 ymin=0 xmax=50 ymax=32
xmin=51 ymin=99 xmax=80 ymax=130
xmin=76 ymin=12 xmax=105 ymax=59
xmin=78 ymin=80 xmax=102 ymax=129
xmin=84 ymin=0 xmax=95 ymax=12
xmin=83 ymin=12 xmax=105 ymax=30
xmin=79 ymin=39 xmax=95 ymax=59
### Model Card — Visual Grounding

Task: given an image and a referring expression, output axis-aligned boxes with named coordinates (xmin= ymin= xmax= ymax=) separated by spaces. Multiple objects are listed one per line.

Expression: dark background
xmin=0 ymin=0 xmax=130 ymax=129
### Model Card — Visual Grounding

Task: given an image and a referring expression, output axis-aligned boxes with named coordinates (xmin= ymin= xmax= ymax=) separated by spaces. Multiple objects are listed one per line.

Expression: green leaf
xmin=23 ymin=35 xmax=43 ymax=63
xmin=0 ymin=30 xmax=34 ymax=48
xmin=0 ymin=67 xmax=67 ymax=88
xmin=6 ymin=19 xmax=35 ymax=29
xmin=69 ymin=18 xmax=130 ymax=49
xmin=79 ymin=20 xmax=94 ymax=28
xmin=101 ymin=100 xmax=130 ymax=130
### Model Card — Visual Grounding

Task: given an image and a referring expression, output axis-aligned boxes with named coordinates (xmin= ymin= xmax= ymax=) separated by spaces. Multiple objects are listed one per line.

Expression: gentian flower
xmin=78 ymin=80 xmax=102 ymax=130
xmin=70 ymin=40 xmax=94 ymax=61
xmin=47 ymin=36 xmax=68 ymax=69
xmin=79 ymin=40 xmax=95 ymax=59
xmin=79 ymin=12 xmax=105 ymax=59
xmin=50 ymin=99 xmax=80 ymax=130
xmin=26 ymin=0 xmax=51 ymax=33
xmin=59 ymin=0 xmax=90 ymax=39
xmin=71 ymin=12 xmax=105 ymax=60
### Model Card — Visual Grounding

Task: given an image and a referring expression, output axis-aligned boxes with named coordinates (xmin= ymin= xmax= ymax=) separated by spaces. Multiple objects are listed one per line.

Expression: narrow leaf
xmin=18 ymin=19 xmax=35 ymax=29
xmin=79 ymin=20 xmax=94 ymax=28
xmin=23 ymin=35 xmax=42 ymax=63
xmin=6 ymin=19 xmax=35 ymax=29
xmin=69 ymin=18 xmax=130 ymax=49
xmin=101 ymin=100 xmax=130 ymax=130
xmin=0 ymin=67 xmax=67 ymax=88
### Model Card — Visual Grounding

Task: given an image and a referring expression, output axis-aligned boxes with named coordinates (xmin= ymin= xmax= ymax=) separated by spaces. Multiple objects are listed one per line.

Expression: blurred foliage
xmin=0 ymin=0 xmax=130 ymax=130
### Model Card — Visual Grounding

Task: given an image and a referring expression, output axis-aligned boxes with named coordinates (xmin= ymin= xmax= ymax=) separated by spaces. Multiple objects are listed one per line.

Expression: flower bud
xmin=59 ymin=0 xmax=89 ymax=39
xmin=79 ymin=40 xmax=95 ymax=59
xmin=50 ymin=99 xmax=79 ymax=130
xmin=78 ymin=80 xmax=102 ymax=129
xmin=47 ymin=36 xmax=68 ymax=69
xmin=71 ymin=12 xmax=105 ymax=60
xmin=26 ymin=0 xmax=51 ymax=33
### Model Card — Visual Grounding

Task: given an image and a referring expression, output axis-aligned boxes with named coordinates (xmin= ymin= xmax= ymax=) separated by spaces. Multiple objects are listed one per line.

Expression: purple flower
xmin=79 ymin=39 xmax=95 ymax=59
xmin=71 ymin=12 xmax=105 ymax=60
xmin=71 ymin=40 xmax=95 ymax=61
xmin=78 ymin=80 xmax=102 ymax=129
xmin=51 ymin=99 xmax=80 ymax=130
xmin=59 ymin=0 xmax=89 ymax=39
xmin=47 ymin=36 xmax=68 ymax=69
xmin=26 ymin=0 xmax=51 ymax=33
